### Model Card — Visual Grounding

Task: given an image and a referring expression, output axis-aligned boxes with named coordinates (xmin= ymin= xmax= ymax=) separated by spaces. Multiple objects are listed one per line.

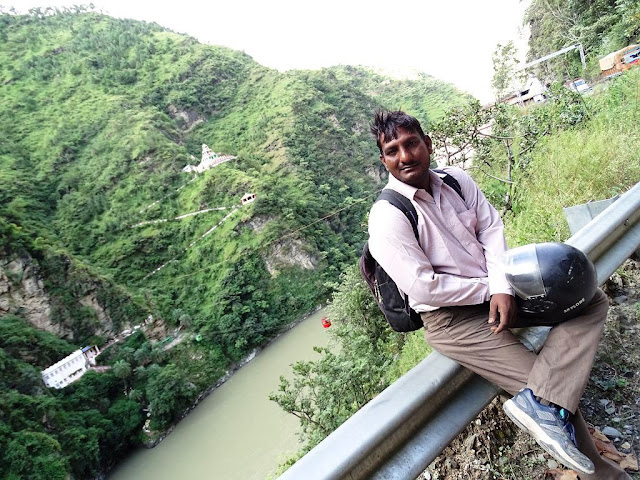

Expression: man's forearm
xmin=404 ymin=271 xmax=491 ymax=308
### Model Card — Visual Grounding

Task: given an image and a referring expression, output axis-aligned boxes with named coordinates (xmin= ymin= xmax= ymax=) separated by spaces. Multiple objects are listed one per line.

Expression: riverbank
xmin=140 ymin=305 xmax=325 ymax=448
xmin=107 ymin=308 xmax=332 ymax=480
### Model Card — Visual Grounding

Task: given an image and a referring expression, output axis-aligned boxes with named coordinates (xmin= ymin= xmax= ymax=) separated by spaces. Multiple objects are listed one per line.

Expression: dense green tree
xmin=325 ymin=265 xmax=390 ymax=348
xmin=133 ymin=342 xmax=153 ymax=366
xmin=127 ymin=388 xmax=143 ymax=402
xmin=492 ymin=41 xmax=526 ymax=100
xmin=145 ymin=363 xmax=195 ymax=429
xmin=112 ymin=359 xmax=132 ymax=392
xmin=0 ymin=315 xmax=75 ymax=367
xmin=2 ymin=431 xmax=69 ymax=480
xmin=149 ymin=344 xmax=168 ymax=365
xmin=105 ymin=398 xmax=144 ymax=456
xmin=210 ymin=251 xmax=277 ymax=359
xmin=270 ymin=337 xmax=395 ymax=447
xmin=57 ymin=424 xmax=101 ymax=478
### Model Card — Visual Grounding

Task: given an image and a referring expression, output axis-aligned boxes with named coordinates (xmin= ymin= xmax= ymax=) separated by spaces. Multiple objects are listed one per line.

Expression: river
xmin=108 ymin=309 xmax=331 ymax=480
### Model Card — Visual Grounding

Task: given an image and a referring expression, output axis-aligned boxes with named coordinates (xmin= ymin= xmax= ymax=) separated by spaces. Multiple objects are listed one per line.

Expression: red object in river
xmin=321 ymin=317 xmax=331 ymax=328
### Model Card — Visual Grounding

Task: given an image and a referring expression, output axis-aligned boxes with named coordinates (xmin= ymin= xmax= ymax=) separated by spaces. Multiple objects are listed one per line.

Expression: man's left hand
xmin=488 ymin=293 xmax=517 ymax=334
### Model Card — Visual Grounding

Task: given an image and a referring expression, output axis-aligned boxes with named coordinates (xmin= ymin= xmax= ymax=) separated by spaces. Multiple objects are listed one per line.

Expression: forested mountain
xmin=0 ymin=9 xmax=470 ymax=478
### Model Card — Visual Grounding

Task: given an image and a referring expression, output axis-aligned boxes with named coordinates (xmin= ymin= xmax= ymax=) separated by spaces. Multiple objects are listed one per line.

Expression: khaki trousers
xmin=421 ymin=289 xmax=631 ymax=480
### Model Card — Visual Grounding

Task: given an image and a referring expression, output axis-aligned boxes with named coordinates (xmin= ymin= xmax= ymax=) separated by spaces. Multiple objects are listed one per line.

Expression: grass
xmin=505 ymin=70 xmax=640 ymax=247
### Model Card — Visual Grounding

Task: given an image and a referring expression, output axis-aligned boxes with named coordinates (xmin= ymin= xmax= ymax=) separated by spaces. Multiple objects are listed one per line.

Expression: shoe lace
xmin=558 ymin=407 xmax=570 ymax=422
xmin=556 ymin=407 xmax=578 ymax=446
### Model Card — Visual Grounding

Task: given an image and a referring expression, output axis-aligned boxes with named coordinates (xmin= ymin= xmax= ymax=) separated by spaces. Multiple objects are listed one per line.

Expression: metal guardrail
xmin=566 ymin=183 xmax=640 ymax=282
xmin=277 ymin=181 xmax=640 ymax=480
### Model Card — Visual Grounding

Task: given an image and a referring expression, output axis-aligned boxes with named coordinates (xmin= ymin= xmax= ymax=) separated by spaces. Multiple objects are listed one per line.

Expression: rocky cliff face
xmin=265 ymin=238 xmax=318 ymax=276
xmin=0 ymin=256 xmax=57 ymax=333
xmin=246 ymin=217 xmax=318 ymax=275
xmin=0 ymin=253 xmax=116 ymax=341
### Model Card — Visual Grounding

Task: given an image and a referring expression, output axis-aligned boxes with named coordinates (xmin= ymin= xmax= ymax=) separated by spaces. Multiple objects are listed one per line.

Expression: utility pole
xmin=519 ymin=43 xmax=586 ymax=71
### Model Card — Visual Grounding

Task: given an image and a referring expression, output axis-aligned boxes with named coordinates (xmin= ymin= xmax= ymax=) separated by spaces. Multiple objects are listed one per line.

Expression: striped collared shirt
xmin=368 ymin=167 xmax=513 ymax=312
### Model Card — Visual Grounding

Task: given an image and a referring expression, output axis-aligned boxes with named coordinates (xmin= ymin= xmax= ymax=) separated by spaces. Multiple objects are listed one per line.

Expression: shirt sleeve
xmin=368 ymin=200 xmax=491 ymax=308
xmin=449 ymin=168 xmax=514 ymax=297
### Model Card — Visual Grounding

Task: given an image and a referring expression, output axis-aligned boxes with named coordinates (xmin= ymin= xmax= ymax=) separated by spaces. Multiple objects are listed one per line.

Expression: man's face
xmin=379 ymin=127 xmax=433 ymax=189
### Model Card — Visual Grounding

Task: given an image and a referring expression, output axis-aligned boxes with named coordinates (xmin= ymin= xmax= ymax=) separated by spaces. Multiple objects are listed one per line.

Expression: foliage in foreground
xmin=269 ymin=265 xmax=430 ymax=457
xmin=505 ymin=71 xmax=640 ymax=245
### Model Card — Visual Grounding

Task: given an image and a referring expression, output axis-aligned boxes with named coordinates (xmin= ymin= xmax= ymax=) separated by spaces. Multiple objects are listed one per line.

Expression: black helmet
xmin=501 ymin=242 xmax=597 ymax=325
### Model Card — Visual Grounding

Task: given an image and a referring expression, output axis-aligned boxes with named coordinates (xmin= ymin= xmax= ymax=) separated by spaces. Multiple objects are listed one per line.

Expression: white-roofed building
xmin=41 ymin=346 xmax=100 ymax=389
xmin=241 ymin=193 xmax=257 ymax=205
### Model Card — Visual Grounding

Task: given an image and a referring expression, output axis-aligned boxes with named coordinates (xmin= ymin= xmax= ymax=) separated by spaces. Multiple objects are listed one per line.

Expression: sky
xmin=4 ymin=0 xmax=531 ymax=102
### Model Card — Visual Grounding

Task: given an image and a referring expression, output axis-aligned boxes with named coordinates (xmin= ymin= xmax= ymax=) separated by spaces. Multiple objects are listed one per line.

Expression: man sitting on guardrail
xmin=366 ymin=110 xmax=630 ymax=479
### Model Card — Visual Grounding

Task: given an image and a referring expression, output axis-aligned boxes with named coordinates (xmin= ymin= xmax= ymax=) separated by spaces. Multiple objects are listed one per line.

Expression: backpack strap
xmin=433 ymin=169 xmax=464 ymax=201
xmin=376 ymin=189 xmax=419 ymax=240
xmin=373 ymin=172 xmax=464 ymax=318
xmin=374 ymin=189 xmax=419 ymax=316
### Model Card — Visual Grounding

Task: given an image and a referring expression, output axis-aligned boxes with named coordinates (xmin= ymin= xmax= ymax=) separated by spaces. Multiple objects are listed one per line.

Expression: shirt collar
xmin=385 ymin=170 xmax=443 ymax=200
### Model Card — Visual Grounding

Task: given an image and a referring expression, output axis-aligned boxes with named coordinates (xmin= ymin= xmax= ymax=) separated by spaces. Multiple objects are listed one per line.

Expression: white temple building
xmin=182 ymin=144 xmax=237 ymax=173
xmin=41 ymin=345 xmax=100 ymax=389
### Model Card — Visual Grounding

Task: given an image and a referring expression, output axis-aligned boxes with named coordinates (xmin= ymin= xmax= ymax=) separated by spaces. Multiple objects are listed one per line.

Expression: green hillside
xmin=0 ymin=9 xmax=471 ymax=478
xmin=0 ymin=10 xmax=470 ymax=343
xmin=524 ymin=0 xmax=640 ymax=79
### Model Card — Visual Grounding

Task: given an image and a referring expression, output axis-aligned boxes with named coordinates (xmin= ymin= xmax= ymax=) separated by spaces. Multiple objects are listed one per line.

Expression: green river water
xmin=108 ymin=308 xmax=330 ymax=480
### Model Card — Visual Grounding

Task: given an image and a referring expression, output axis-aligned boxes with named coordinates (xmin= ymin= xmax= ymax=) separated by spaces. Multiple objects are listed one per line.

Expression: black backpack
xmin=360 ymin=171 xmax=464 ymax=332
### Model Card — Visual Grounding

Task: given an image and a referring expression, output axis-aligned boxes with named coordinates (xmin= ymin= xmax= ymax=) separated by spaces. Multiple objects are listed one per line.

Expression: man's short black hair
xmin=370 ymin=110 xmax=426 ymax=155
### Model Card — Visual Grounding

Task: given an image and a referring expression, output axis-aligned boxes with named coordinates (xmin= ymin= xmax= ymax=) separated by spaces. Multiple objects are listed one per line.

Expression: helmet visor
xmin=501 ymin=244 xmax=546 ymax=299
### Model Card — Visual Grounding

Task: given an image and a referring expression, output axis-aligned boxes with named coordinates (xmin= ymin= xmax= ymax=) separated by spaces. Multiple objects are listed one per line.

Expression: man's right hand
xmin=488 ymin=293 xmax=517 ymax=334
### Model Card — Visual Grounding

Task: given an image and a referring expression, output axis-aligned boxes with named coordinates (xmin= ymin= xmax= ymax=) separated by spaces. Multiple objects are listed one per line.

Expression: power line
xmin=147 ymin=187 xmax=383 ymax=283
